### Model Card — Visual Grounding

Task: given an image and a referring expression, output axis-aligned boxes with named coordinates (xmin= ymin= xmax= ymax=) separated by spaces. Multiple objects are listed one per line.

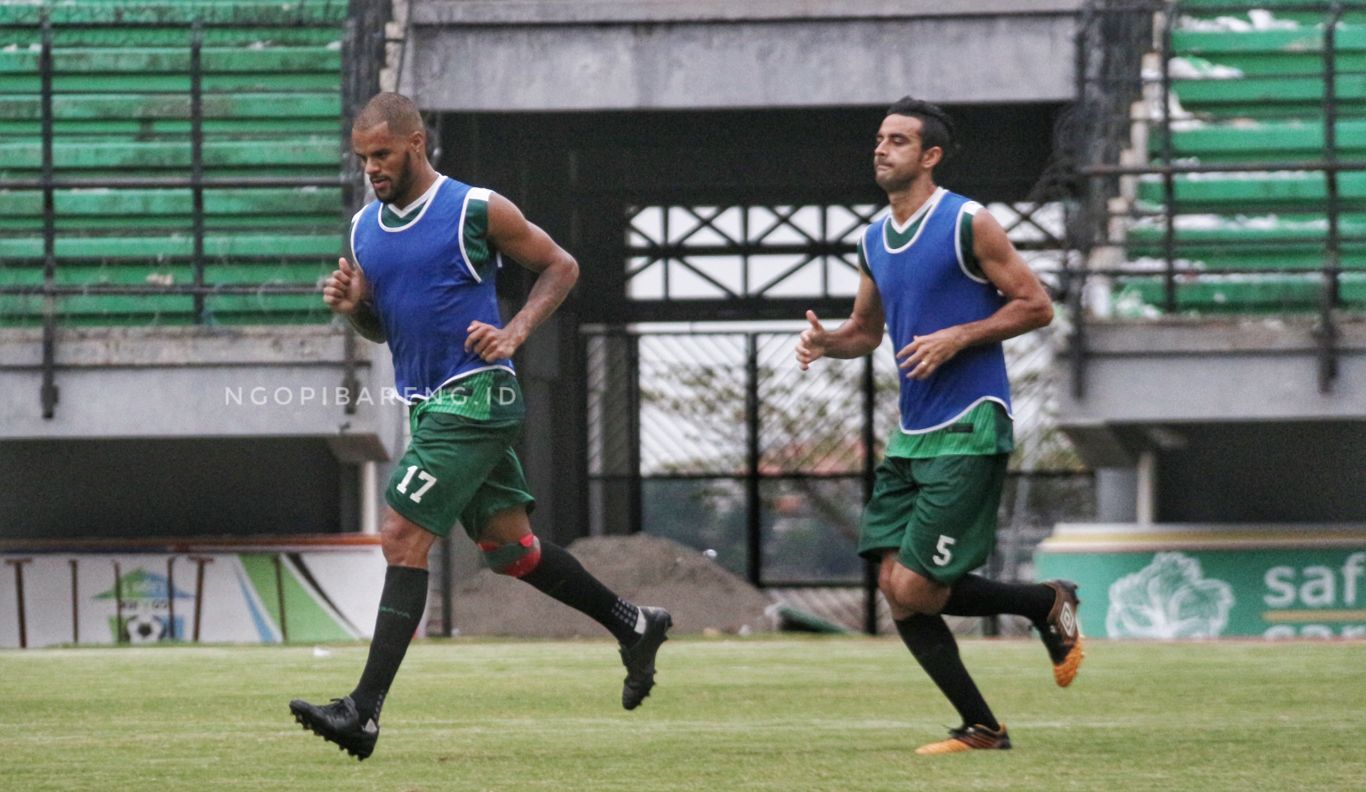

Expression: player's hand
xmin=896 ymin=327 xmax=967 ymax=380
xmin=322 ymin=257 xmax=368 ymax=315
xmin=465 ymin=321 xmax=527 ymax=362
xmin=795 ymin=310 xmax=828 ymax=371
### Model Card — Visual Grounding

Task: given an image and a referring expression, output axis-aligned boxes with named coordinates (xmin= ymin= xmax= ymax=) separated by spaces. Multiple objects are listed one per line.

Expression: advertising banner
xmin=1035 ymin=524 xmax=1366 ymax=639
xmin=0 ymin=542 xmax=387 ymax=649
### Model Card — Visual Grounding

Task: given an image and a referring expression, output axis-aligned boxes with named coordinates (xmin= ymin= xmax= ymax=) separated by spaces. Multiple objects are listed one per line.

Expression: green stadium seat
xmin=1119 ymin=3 xmax=1366 ymax=314
xmin=0 ymin=0 xmax=348 ymax=328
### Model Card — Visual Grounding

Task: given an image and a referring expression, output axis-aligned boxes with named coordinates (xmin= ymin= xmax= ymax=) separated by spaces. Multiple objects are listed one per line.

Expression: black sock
xmin=894 ymin=613 xmax=998 ymax=730
xmin=940 ymin=574 xmax=1054 ymax=623
xmin=350 ymin=565 xmax=428 ymax=722
xmin=519 ymin=540 xmax=641 ymax=644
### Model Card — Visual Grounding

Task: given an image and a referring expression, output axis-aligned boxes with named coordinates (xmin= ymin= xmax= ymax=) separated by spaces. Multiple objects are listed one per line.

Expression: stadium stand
xmin=0 ymin=0 xmax=349 ymax=327
xmin=1113 ymin=0 xmax=1366 ymax=314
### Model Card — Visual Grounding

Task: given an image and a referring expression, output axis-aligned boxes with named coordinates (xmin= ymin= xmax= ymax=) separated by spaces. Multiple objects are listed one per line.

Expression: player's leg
xmin=880 ymin=552 xmax=1006 ymax=749
xmin=349 ymin=508 xmax=436 ymax=719
xmin=465 ymin=452 xmax=672 ymax=710
xmin=475 ymin=504 xmax=649 ymax=645
xmin=872 ymin=454 xmax=1014 ymax=754
xmin=290 ymin=410 xmax=507 ymax=759
xmin=927 ymin=452 xmax=1083 ymax=686
xmin=289 ymin=507 xmax=435 ymax=760
xmin=942 ymin=573 xmax=1083 ymax=687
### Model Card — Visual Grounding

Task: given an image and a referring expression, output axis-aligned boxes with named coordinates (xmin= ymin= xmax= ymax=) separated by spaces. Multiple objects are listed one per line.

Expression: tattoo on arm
xmin=347 ymin=299 xmax=386 ymax=343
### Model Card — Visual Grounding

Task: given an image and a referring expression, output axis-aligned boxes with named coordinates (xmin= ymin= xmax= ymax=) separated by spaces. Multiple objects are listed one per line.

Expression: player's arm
xmin=896 ymin=208 xmax=1053 ymax=380
xmin=465 ymin=192 xmax=579 ymax=362
xmin=323 ymin=256 xmax=387 ymax=344
xmin=796 ymin=269 xmax=885 ymax=370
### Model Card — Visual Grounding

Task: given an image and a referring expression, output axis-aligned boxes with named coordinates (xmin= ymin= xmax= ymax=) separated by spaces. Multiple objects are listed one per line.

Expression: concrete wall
xmin=1058 ymin=318 xmax=1366 ymax=432
xmin=0 ymin=326 xmax=400 ymax=449
xmin=1056 ymin=317 xmax=1366 ymax=526
xmin=404 ymin=0 xmax=1081 ymax=111
xmin=0 ymin=325 xmax=405 ymax=538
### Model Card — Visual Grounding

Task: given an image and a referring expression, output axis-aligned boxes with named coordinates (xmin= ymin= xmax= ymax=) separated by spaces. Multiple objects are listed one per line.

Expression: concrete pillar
xmin=1094 ymin=467 xmax=1139 ymax=523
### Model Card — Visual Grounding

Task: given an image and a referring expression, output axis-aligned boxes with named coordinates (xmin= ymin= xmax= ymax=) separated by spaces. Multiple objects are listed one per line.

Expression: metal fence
xmin=583 ymin=324 xmax=1094 ymax=634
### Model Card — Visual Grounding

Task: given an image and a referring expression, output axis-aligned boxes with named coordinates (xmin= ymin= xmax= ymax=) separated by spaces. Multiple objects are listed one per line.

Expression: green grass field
xmin=2 ymin=637 xmax=1364 ymax=791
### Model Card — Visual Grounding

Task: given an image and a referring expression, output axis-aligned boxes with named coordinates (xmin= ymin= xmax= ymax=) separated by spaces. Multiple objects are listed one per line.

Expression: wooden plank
xmin=0 ymin=234 xmax=340 ymax=259
xmin=0 ymin=27 xmax=343 ymax=49
xmin=1151 ymin=119 xmax=1366 ymax=165
xmin=0 ymin=138 xmax=341 ymax=170
xmin=0 ymin=3 xmax=347 ymax=27
xmin=0 ymin=117 xmax=339 ymax=136
xmin=0 ymin=263 xmax=330 ymax=286
xmin=1137 ymin=173 xmax=1366 ymax=208
xmin=1115 ymin=275 xmax=1366 ymax=313
xmin=0 ymin=92 xmax=341 ymax=121
xmin=0 ymin=73 xmax=341 ymax=93
xmin=0 ymin=46 xmax=340 ymax=74
xmin=1171 ymin=52 xmax=1366 ymax=78
xmin=1173 ymin=75 xmax=1366 ymax=106
xmin=1 ymin=216 xmax=339 ymax=233
xmin=0 ymin=188 xmax=342 ymax=216
xmin=1173 ymin=28 xmax=1364 ymax=55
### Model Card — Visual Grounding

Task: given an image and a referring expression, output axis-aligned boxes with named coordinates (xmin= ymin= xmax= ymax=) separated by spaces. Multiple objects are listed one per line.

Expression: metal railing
xmin=582 ymin=325 xmax=1093 ymax=634
xmin=0 ymin=3 xmax=390 ymax=417
xmin=1068 ymin=0 xmax=1365 ymax=395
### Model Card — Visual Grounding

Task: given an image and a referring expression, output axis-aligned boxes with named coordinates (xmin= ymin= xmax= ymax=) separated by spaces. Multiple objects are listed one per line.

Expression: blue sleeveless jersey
xmin=350 ymin=176 xmax=513 ymax=402
xmin=862 ymin=188 xmax=1011 ymax=433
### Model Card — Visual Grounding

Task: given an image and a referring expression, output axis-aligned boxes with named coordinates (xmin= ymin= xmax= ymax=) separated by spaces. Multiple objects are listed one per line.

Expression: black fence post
xmin=166 ymin=557 xmax=177 ymax=641
xmin=273 ymin=554 xmax=289 ymax=643
xmin=861 ymin=353 xmax=879 ymax=635
xmin=190 ymin=555 xmax=214 ymax=642
xmin=39 ymin=11 xmax=59 ymax=419
xmin=112 ymin=561 xmax=124 ymax=645
xmin=69 ymin=559 xmax=79 ymax=645
xmin=1319 ymin=1 xmax=1343 ymax=393
xmin=745 ymin=334 xmax=762 ymax=588
xmin=1159 ymin=4 xmax=1177 ymax=314
xmin=190 ymin=20 xmax=206 ymax=323
xmin=6 ymin=559 xmax=33 ymax=649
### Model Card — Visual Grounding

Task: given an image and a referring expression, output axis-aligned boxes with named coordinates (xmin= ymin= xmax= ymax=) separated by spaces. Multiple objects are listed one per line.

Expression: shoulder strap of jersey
xmin=458 ymin=186 xmax=497 ymax=283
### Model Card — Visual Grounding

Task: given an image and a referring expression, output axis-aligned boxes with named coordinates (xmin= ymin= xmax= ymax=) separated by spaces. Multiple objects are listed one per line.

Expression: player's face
xmin=352 ymin=121 xmax=421 ymax=204
xmin=873 ymin=114 xmax=940 ymax=193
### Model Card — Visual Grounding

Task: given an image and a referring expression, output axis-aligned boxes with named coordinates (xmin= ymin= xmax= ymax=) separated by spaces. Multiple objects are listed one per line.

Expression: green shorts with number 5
xmin=857 ymin=453 xmax=1008 ymax=584
xmin=385 ymin=411 xmax=535 ymax=541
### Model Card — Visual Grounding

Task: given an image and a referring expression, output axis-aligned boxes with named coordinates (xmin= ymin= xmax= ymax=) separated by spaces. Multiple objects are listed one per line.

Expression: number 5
xmin=932 ymin=535 xmax=956 ymax=566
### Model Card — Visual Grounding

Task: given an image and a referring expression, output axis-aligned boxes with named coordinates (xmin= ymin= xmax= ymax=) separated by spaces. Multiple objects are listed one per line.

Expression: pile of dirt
xmin=448 ymin=534 xmax=776 ymax=638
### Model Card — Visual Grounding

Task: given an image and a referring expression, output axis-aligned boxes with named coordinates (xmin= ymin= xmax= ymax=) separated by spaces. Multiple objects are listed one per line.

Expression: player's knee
xmin=379 ymin=517 xmax=431 ymax=566
xmin=883 ymin=579 xmax=942 ymax=616
xmin=877 ymin=565 xmax=895 ymax=594
xmin=478 ymin=533 xmax=542 ymax=577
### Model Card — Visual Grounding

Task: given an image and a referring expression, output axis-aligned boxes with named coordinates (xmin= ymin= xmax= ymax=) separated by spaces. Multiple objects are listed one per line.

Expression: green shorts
xmin=384 ymin=410 xmax=535 ymax=541
xmin=857 ymin=453 xmax=1008 ymax=584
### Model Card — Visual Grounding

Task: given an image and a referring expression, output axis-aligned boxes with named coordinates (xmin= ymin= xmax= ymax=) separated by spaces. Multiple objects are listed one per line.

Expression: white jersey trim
xmin=955 ymin=201 xmax=989 ymax=284
xmin=457 ymin=187 xmax=493 ymax=284
xmin=403 ymin=363 xmax=518 ymax=405
xmin=348 ymin=207 xmax=366 ymax=272
xmin=883 ymin=187 xmax=946 ymax=254
xmin=377 ymin=174 xmax=445 ymax=234
xmin=897 ymin=395 xmax=1012 ymax=435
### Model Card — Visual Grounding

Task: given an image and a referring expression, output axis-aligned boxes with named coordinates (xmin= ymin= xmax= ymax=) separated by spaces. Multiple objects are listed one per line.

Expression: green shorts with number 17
xmin=857 ymin=453 xmax=1008 ymax=584
xmin=384 ymin=371 xmax=535 ymax=539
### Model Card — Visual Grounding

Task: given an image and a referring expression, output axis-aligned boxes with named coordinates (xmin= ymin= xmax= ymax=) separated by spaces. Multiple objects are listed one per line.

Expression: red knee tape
xmin=478 ymin=533 xmax=542 ymax=577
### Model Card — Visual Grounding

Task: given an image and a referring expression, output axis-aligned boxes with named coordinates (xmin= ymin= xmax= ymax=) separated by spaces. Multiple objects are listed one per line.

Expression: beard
xmin=874 ymin=166 xmax=914 ymax=193
xmin=377 ymin=150 xmax=415 ymax=203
